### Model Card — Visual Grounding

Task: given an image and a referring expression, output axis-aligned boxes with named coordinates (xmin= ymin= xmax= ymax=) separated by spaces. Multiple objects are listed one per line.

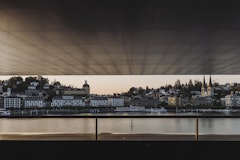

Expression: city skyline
xmin=1 ymin=75 xmax=240 ymax=95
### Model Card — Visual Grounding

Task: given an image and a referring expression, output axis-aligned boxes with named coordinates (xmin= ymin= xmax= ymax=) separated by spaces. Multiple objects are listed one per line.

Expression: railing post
xmin=196 ymin=117 xmax=198 ymax=141
xmin=95 ymin=117 xmax=98 ymax=141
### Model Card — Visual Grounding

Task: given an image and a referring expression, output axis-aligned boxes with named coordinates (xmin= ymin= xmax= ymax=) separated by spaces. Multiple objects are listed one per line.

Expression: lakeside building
xmin=90 ymin=96 xmax=108 ymax=107
xmin=190 ymin=95 xmax=213 ymax=106
xmin=24 ymin=97 xmax=45 ymax=108
xmin=108 ymin=96 xmax=124 ymax=107
xmin=130 ymin=97 xmax=159 ymax=107
xmin=4 ymin=96 xmax=22 ymax=108
xmin=225 ymin=92 xmax=240 ymax=107
xmin=1 ymin=75 xmax=240 ymax=109
xmin=51 ymin=95 xmax=85 ymax=107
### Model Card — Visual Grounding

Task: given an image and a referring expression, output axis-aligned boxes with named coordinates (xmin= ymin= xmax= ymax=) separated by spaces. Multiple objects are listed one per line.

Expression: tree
xmin=47 ymin=85 xmax=57 ymax=101
xmin=6 ymin=76 xmax=25 ymax=93
xmin=25 ymin=76 xmax=38 ymax=85
xmin=194 ymin=80 xmax=202 ymax=91
xmin=188 ymin=79 xmax=194 ymax=88
xmin=146 ymin=86 xmax=150 ymax=92
xmin=165 ymin=84 xmax=173 ymax=91
xmin=160 ymin=86 xmax=165 ymax=89
xmin=174 ymin=79 xmax=182 ymax=90
xmin=129 ymin=87 xmax=136 ymax=94
xmin=8 ymin=76 xmax=23 ymax=85
xmin=37 ymin=76 xmax=49 ymax=90
xmin=53 ymin=81 xmax=61 ymax=86
xmin=138 ymin=87 xmax=144 ymax=94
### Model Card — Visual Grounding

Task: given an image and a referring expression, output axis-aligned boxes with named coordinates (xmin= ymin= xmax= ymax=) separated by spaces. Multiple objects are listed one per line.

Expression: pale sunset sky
xmin=1 ymin=75 xmax=240 ymax=95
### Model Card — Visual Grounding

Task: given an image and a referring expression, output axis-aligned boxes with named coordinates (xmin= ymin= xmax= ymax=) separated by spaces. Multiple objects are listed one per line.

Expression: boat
xmin=115 ymin=107 xmax=131 ymax=112
xmin=0 ymin=108 xmax=11 ymax=116
xmin=149 ymin=107 xmax=167 ymax=113
xmin=129 ymin=105 xmax=146 ymax=111
xmin=115 ymin=105 xmax=146 ymax=112
xmin=218 ymin=108 xmax=231 ymax=114
xmin=115 ymin=106 xmax=168 ymax=113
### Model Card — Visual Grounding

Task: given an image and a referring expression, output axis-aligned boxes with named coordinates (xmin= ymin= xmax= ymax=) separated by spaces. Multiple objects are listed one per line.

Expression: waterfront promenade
xmin=2 ymin=108 xmax=240 ymax=141
xmin=2 ymin=132 xmax=240 ymax=141
xmin=3 ymin=106 xmax=240 ymax=117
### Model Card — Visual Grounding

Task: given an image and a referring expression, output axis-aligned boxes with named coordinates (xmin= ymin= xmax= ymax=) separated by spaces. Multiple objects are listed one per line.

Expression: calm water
xmin=1 ymin=113 xmax=240 ymax=136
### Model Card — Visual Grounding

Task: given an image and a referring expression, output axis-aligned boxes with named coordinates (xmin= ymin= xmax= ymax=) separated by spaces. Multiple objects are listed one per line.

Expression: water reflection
xmin=1 ymin=117 xmax=240 ymax=140
xmin=199 ymin=118 xmax=240 ymax=134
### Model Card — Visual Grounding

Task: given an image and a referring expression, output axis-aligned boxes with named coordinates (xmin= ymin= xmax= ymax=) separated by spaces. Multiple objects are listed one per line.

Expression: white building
xmin=24 ymin=97 xmax=45 ymax=108
xmin=108 ymin=97 xmax=124 ymax=107
xmin=30 ymin=81 xmax=39 ymax=87
xmin=225 ymin=93 xmax=240 ymax=107
xmin=90 ymin=96 xmax=108 ymax=107
xmin=51 ymin=95 xmax=85 ymax=107
xmin=4 ymin=96 xmax=21 ymax=108
xmin=28 ymin=85 xmax=36 ymax=90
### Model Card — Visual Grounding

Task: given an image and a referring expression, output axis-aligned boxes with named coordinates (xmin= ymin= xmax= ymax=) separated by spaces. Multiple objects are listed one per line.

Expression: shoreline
xmin=1 ymin=132 xmax=240 ymax=141
xmin=2 ymin=107 xmax=240 ymax=117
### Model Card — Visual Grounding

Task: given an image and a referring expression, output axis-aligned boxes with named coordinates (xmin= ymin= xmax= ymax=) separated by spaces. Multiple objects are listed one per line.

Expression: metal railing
xmin=1 ymin=114 xmax=240 ymax=141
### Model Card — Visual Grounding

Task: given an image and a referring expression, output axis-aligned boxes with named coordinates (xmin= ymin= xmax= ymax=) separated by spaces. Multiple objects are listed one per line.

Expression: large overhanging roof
xmin=0 ymin=0 xmax=240 ymax=75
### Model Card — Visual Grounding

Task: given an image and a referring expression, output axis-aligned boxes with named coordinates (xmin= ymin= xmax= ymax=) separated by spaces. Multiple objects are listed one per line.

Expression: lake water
xmin=1 ymin=112 xmax=240 ymax=140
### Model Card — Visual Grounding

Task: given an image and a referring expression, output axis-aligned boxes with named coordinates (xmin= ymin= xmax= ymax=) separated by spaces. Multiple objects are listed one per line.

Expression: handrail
xmin=2 ymin=114 xmax=240 ymax=118
xmin=1 ymin=115 xmax=240 ymax=141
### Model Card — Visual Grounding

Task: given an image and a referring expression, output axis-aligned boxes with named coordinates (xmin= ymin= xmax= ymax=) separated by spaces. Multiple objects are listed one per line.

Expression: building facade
xmin=51 ymin=95 xmax=85 ymax=107
xmin=225 ymin=92 xmax=240 ymax=107
xmin=4 ymin=96 xmax=22 ymax=108
xmin=90 ymin=96 xmax=108 ymax=107
xmin=108 ymin=97 xmax=124 ymax=107
xmin=24 ymin=97 xmax=45 ymax=108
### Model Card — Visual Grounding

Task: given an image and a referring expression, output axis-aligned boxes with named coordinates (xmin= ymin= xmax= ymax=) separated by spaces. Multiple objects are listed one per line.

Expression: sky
xmin=1 ymin=75 xmax=240 ymax=95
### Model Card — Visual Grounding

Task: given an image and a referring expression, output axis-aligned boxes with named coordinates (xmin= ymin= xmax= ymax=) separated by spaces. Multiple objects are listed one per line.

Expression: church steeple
xmin=203 ymin=75 xmax=206 ymax=85
xmin=207 ymin=75 xmax=214 ymax=97
xmin=201 ymin=75 xmax=207 ymax=97
xmin=209 ymin=75 xmax=213 ymax=87
xmin=203 ymin=75 xmax=206 ymax=87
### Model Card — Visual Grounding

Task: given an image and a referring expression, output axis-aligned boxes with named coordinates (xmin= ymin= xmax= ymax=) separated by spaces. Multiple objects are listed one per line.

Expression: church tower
xmin=201 ymin=75 xmax=207 ymax=96
xmin=83 ymin=80 xmax=90 ymax=95
xmin=207 ymin=75 xmax=214 ymax=97
xmin=201 ymin=75 xmax=214 ymax=97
